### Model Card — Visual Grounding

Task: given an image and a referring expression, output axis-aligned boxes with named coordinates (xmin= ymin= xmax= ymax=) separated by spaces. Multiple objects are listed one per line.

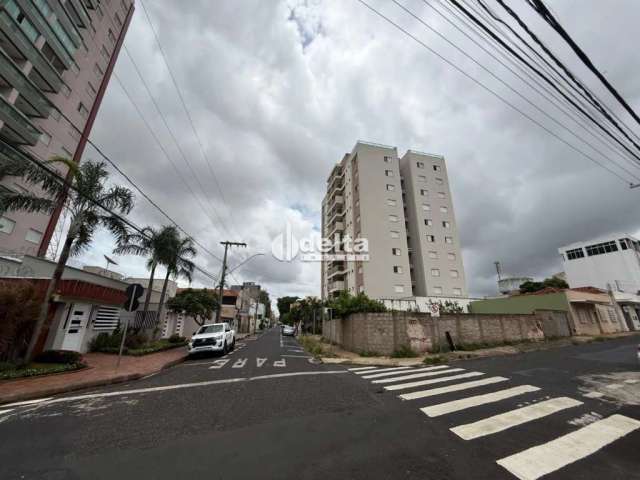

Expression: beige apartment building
xmin=321 ymin=141 xmax=467 ymax=305
xmin=0 ymin=0 xmax=134 ymax=258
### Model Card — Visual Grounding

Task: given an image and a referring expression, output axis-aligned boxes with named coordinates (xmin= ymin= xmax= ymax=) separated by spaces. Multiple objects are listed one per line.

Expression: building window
xmin=390 ymin=231 xmax=400 ymax=239
xmin=424 ymin=219 xmax=432 ymax=226
xmin=435 ymin=178 xmax=444 ymax=185
xmin=426 ymin=235 xmax=435 ymax=243
xmin=428 ymin=251 xmax=438 ymax=259
xmin=77 ymin=102 xmax=89 ymax=118
xmin=619 ymin=239 xmax=630 ymax=250
xmin=442 ymin=221 xmax=450 ymax=228
xmin=417 ymin=161 xmax=425 ymax=168
xmin=39 ymin=131 xmax=51 ymax=145
xmin=437 ymin=192 xmax=446 ymax=199
xmin=383 ymin=156 xmax=392 ymax=163
xmin=447 ymin=252 xmax=456 ymax=261
xmin=566 ymin=248 xmax=585 ymax=260
xmin=431 ymin=268 xmax=440 ymax=277
xmin=96 ymin=5 xmax=104 ymax=18
xmin=86 ymin=82 xmax=97 ymax=98
xmin=115 ymin=12 xmax=123 ymax=27
xmin=358 ymin=266 xmax=363 ymax=274
xmin=0 ymin=216 xmax=16 ymax=235
xmin=453 ymin=288 xmax=462 ymax=296
xmin=585 ymin=241 xmax=618 ymax=257
xmin=25 ymin=229 xmax=43 ymax=244
xmin=50 ymin=108 xmax=61 ymax=121
xmin=71 ymin=63 xmax=80 ymax=76
xmin=440 ymin=206 xmax=448 ymax=213
xmin=393 ymin=266 xmax=403 ymax=274
xmin=387 ymin=198 xmax=396 ymax=206
xmin=61 ymin=84 xmax=71 ymax=97
xmin=450 ymin=270 xmax=459 ymax=278
xmin=433 ymin=286 xmax=443 ymax=295
xmin=433 ymin=165 xmax=441 ymax=171
xmin=392 ymin=248 xmax=401 ymax=256
xmin=388 ymin=215 xmax=398 ymax=223
xmin=420 ymin=189 xmax=428 ymax=196
xmin=422 ymin=204 xmax=431 ymax=211
xmin=385 ymin=169 xmax=394 ymax=177
xmin=445 ymin=236 xmax=453 ymax=244
xmin=356 ymin=215 xmax=360 ymax=223
xmin=394 ymin=285 xmax=404 ymax=293
xmin=386 ymin=184 xmax=395 ymax=191
xmin=108 ymin=29 xmax=116 ymax=45
xmin=94 ymin=63 xmax=104 ymax=77
xmin=418 ymin=175 xmax=426 ymax=182
xmin=101 ymin=45 xmax=110 ymax=63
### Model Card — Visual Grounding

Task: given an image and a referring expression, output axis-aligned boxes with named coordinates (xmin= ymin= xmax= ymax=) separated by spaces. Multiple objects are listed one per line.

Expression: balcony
xmin=0 ymin=47 xmax=51 ymax=118
xmin=329 ymin=280 xmax=345 ymax=293
xmin=327 ymin=263 xmax=346 ymax=280
xmin=0 ymin=94 xmax=41 ymax=145
xmin=327 ymin=221 xmax=344 ymax=238
xmin=0 ymin=11 xmax=62 ymax=92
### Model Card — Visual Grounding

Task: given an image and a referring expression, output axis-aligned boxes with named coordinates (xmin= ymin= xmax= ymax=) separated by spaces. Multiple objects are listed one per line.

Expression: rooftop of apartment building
xmin=560 ymin=233 xmax=640 ymax=251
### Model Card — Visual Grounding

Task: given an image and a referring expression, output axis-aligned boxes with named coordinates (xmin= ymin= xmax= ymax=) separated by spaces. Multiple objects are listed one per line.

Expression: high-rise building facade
xmin=0 ymin=0 xmax=134 ymax=257
xmin=321 ymin=141 xmax=467 ymax=302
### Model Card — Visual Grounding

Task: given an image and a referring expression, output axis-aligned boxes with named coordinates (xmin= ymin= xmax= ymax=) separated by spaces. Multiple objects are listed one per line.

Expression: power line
xmin=391 ymin=0 xmax=640 ymax=178
xmin=137 ymin=0 xmax=242 ymax=241
xmin=354 ymin=0 xmax=636 ymax=184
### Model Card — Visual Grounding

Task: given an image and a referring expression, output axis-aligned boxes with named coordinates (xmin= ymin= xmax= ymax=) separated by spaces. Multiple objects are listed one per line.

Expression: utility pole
xmin=216 ymin=241 xmax=247 ymax=323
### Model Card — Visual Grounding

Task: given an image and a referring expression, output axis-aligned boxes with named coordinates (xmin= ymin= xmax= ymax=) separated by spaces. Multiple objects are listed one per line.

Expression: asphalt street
xmin=1 ymin=328 xmax=639 ymax=480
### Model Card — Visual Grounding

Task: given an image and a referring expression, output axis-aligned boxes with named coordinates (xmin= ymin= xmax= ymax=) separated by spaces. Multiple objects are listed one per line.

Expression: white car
xmin=188 ymin=322 xmax=235 ymax=356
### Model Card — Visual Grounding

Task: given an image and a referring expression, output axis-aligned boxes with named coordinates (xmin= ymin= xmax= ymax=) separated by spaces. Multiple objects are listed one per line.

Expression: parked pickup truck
xmin=188 ymin=322 xmax=235 ymax=356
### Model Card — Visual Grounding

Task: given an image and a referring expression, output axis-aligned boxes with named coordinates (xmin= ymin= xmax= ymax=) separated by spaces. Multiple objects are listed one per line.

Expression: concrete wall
xmin=322 ymin=311 xmax=568 ymax=355
xmin=469 ymin=292 xmax=569 ymax=314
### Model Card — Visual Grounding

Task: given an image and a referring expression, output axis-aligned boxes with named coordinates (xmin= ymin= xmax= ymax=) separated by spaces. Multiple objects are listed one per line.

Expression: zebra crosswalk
xmin=347 ymin=365 xmax=640 ymax=479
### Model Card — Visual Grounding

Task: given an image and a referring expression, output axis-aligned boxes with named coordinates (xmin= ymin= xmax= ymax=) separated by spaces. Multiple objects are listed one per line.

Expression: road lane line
xmin=422 ymin=385 xmax=542 ymax=417
xmin=355 ymin=366 xmax=416 ymax=375
xmin=281 ymin=355 xmax=312 ymax=358
xmin=249 ymin=371 xmax=349 ymax=381
xmin=2 ymin=398 xmax=53 ymax=408
xmin=371 ymin=368 xmax=464 ymax=383
xmin=348 ymin=367 xmax=378 ymax=372
xmin=362 ymin=365 xmax=450 ymax=379
xmin=385 ymin=371 xmax=484 ymax=391
xmin=583 ymin=391 xmax=604 ymax=399
xmin=451 ymin=397 xmax=582 ymax=440
xmin=496 ymin=414 xmax=640 ymax=480
xmin=0 ymin=409 xmax=14 ymax=415
xmin=399 ymin=376 xmax=509 ymax=400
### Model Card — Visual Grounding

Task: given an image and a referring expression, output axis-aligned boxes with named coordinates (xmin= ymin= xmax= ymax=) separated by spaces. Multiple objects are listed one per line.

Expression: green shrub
xmin=168 ymin=334 xmax=186 ymax=344
xmin=326 ymin=291 xmax=386 ymax=318
xmin=359 ymin=350 xmax=379 ymax=357
xmin=35 ymin=350 xmax=82 ymax=364
xmin=423 ymin=355 xmax=445 ymax=365
xmin=125 ymin=332 xmax=147 ymax=349
xmin=89 ymin=331 xmax=122 ymax=352
xmin=391 ymin=345 xmax=418 ymax=358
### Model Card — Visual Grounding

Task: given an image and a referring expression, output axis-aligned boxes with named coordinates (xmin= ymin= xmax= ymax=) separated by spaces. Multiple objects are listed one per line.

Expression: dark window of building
xmin=585 ymin=241 xmax=618 ymax=257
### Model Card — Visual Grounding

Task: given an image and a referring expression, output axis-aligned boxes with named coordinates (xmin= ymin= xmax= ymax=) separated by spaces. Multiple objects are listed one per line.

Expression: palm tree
xmin=156 ymin=232 xmax=197 ymax=333
xmin=113 ymin=225 xmax=177 ymax=327
xmin=0 ymin=157 xmax=134 ymax=362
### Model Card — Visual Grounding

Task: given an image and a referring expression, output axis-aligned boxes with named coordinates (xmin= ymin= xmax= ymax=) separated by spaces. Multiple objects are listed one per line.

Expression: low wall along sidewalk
xmin=322 ymin=311 xmax=571 ymax=356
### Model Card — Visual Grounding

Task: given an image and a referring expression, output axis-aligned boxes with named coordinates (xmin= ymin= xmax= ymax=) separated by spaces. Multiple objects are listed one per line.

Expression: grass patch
xmin=299 ymin=335 xmax=333 ymax=357
xmin=391 ymin=345 xmax=418 ymax=358
xmin=0 ymin=362 xmax=86 ymax=380
xmin=423 ymin=355 xmax=445 ymax=365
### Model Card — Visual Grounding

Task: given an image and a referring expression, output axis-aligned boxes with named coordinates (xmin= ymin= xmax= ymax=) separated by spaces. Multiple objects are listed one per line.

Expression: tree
xmin=326 ymin=291 xmax=386 ymax=318
xmin=289 ymin=296 xmax=323 ymax=333
xmin=0 ymin=281 xmax=41 ymax=363
xmin=156 ymin=231 xmax=197 ymax=328
xmin=114 ymin=225 xmax=177 ymax=325
xmin=0 ymin=157 xmax=134 ymax=362
xmin=167 ymin=288 xmax=218 ymax=326
xmin=428 ymin=299 xmax=464 ymax=314
xmin=277 ymin=296 xmax=299 ymax=317
xmin=259 ymin=290 xmax=271 ymax=318
xmin=519 ymin=276 xmax=569 ymax=294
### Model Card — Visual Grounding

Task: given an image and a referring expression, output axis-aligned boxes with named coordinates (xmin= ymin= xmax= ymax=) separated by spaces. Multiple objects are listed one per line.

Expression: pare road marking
xmin=273 ymin=359 xmax=286 ymax=368
xmin=232 ymin=358 xmax=248 ymax=368
xmin=256 ymin=358 xmax=267 ymax=368
xmin=208 ymin=359 xmax=230 ymax=370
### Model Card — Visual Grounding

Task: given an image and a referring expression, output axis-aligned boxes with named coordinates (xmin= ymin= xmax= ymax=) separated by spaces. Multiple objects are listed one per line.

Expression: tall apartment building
xmin=321 ymin=141 xmax=467 ymax=303
xmin=0 ymin=0 xmax=134 ymax=257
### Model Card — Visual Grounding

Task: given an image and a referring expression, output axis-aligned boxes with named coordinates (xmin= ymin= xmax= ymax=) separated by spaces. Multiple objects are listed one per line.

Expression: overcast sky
xmin=75 ymin=0 xmax=640 ymax=305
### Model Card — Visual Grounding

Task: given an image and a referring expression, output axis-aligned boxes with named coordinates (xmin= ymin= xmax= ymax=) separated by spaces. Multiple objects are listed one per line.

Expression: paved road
xmin=1 ymin=328 xmax=639 ymax=479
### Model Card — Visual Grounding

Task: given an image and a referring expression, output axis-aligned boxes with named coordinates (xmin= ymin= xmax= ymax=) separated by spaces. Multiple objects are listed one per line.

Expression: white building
xmin=559 ymin=233 xmax=640 ymax=330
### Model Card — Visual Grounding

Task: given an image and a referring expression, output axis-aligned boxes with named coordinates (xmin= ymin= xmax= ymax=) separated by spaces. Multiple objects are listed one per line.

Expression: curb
xmin=0 ymin=354 xmax=187 ymax=406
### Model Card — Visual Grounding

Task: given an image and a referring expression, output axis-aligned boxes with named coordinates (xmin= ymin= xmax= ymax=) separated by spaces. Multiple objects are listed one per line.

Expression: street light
xmin=227 ymin=253 xmax=265 ymax=274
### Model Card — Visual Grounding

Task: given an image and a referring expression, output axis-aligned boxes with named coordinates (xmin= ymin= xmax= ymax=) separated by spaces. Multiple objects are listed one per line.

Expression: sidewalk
xmin=0 ymin=347 xmax=187 ymax=406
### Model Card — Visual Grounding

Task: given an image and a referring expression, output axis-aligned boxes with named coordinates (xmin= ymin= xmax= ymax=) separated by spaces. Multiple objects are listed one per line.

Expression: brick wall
xmin=322 ymin=310 xmax=570 ymax=355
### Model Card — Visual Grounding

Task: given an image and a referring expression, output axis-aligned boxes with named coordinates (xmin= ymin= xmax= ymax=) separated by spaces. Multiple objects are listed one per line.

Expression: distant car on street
xmin=188 ymin=322 xmax=235 ymax=356
xmin=282 ymin=325 xmax=295 ymax=336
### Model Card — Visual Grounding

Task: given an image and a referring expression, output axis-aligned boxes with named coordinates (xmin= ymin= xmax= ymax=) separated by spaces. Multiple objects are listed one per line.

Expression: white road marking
xmin=232 ymin=358 xmax=248 ymax=368
xmin=385 ymin=371 xmax=485 ymax=391
xmin=354 ymin=366 xmax=416 ymax=375
xmin=281 ymin=355 xmax=312 ymax=358
xmin=273 ymin=359 xmax=286 ymax=367
xmin=421 ymin=385 xmax=540 ymax=417
xmin=399 ymin=376 xmax=509 ymax=401
xmin=360 ymin=368 xmax=413 ymax=379
xmin=497 ymin=414 xmax=640 ymax=480
xmin=2 ymin=398 xmax=53 ymax=408
xmin=0 ymin=409 xmax=14 ymax=415
xmin=451 ymin=397 xmax=582 ymax=440
xmin=624 ymin=379 xmax=639 ymax=384
xmin=256 ymin=358 xmax=267 ymax=368
xmin=362 ymin=365 xmax=450 ymax=379
xmin=348 ymin=366 xmax=378 ymax=372
xmin=371 ymin=368 xmax=465 ymax=383
xmin=249 ymin=371 xmax=349 ymax=381
xmin=208 ymin=359 xmax=230 ymax=370
xmin=583 ymin=391 xmax=604 ymax=399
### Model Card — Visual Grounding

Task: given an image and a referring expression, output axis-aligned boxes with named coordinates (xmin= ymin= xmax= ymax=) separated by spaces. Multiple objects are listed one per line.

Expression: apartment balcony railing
xmin=328 ymin=280 xmax=345 ymax=293
xmin=327 ymin=221 xmax=344 ymax=239
xmin=0 ymin=93 xmax=41 ymax=145
xmin=0 ymin=47 xmax=51 ymax=118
